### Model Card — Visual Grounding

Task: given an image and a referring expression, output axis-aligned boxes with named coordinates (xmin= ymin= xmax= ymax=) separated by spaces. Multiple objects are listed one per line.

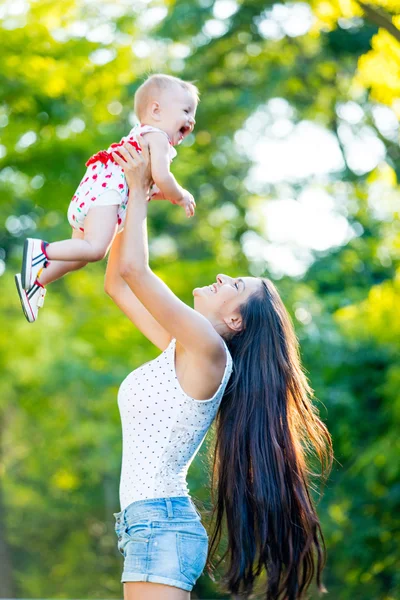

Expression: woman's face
xmin=193 ymin=274 xmax=262 ymax=329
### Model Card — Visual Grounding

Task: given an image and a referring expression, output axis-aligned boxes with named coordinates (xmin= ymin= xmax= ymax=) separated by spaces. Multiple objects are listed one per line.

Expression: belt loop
xmin=165 ymin=498 xmax=174 ymax=519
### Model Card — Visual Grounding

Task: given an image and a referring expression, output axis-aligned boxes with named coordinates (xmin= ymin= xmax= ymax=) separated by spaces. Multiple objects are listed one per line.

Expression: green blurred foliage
xmin=0 ymin=0 xmax=399 ymax=598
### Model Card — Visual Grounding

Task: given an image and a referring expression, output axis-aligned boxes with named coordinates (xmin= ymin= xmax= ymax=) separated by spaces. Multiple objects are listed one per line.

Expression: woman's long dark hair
xmin=205 ymin=278 xmax=333 ymax=599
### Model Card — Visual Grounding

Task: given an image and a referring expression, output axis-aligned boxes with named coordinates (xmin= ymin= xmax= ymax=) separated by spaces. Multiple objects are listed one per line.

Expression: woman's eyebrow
xmin=238 ymin=278 xmax=245 ymax=291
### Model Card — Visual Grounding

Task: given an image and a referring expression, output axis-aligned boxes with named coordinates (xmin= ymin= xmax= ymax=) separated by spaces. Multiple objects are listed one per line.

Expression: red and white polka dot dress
xmin=67 ymin=125 xmax=177 ymax=233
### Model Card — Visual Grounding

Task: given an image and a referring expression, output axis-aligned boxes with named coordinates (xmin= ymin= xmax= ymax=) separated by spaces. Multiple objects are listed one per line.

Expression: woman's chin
xmin=193 ymin=285 xmax=211 ymax=297
xmin=193 ymin=288 xmax=208 ymax=311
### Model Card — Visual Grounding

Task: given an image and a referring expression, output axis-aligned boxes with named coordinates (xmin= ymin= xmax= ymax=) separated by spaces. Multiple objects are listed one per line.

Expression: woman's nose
xmin=189 ymin=116 xmax=196 ymax=125
xmin=217 ymin=274 xmax=227 ymax=284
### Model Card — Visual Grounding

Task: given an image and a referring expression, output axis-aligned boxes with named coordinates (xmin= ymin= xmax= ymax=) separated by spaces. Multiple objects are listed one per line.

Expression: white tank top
xmin=117 ymin=338 xmax=233 ymax=510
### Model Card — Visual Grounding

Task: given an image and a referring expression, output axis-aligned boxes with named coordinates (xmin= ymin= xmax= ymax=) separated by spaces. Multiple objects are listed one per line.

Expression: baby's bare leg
xmin=38 ymin=229 xmax=88 ymax=286
xmin=45 ymin=205 xmax=119 ymax=262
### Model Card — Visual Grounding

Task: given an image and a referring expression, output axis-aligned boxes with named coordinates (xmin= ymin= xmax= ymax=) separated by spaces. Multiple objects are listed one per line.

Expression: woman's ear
xmin=150 ymin=101 xmax=161 ymax=121
xmin=224 ymin=312 xmax=243 ymax=333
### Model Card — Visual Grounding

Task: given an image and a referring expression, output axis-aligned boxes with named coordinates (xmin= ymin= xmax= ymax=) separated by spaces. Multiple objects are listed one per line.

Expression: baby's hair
xmin=134 ymin=74 xmax=199 ymax=121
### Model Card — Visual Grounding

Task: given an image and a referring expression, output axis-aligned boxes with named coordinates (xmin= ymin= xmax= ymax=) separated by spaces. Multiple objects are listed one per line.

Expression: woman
xmin=105 ymin=140 xmax=333 ymax=600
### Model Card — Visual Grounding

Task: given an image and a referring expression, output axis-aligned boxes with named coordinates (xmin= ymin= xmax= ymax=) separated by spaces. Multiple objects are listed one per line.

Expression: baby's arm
xmin=146 ymin=133 xmax=186 ymax=204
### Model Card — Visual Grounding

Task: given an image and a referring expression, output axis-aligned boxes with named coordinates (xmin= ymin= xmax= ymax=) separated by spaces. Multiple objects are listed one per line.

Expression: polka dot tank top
xmin=117 ymin=337 xmax=233 ymax=510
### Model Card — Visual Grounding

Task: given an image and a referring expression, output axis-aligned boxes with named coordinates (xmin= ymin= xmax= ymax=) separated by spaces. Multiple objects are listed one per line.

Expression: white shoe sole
xmin=15 ymin=273 xmax=36 ymax=322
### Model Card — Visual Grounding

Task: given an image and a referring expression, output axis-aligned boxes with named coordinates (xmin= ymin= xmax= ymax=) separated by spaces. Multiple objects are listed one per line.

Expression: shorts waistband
xmin=113 ymin=496 xmax=201 ymax=523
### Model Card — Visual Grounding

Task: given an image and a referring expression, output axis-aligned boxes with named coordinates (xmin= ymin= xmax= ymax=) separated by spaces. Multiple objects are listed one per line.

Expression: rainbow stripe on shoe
xmin=21 ymin=238 xmax=50 ymax=290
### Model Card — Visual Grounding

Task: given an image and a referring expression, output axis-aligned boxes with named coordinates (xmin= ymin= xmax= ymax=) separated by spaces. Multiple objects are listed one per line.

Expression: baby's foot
xmin=15 ymin=274 xmax=47 ymax=323
xmin=21 ymin=238 xmax=50 ymax=290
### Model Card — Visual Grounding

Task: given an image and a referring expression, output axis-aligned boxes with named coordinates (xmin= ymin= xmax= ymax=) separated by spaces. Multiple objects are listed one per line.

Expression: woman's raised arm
xmin=104 ymin=232 xmax=172 ymax=351
xmin=111 ymin=142 xmax=225 ymax=362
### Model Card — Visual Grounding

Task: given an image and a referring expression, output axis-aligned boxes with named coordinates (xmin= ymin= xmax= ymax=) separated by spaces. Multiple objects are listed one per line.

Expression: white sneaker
xmin=15 ymin=273 xmax=47 ymax=323
xmin=21 ymin=238 xmax=50 ymax=290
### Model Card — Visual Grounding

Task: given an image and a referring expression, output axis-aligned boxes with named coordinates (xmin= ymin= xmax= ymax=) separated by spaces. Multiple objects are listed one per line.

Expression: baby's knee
xmin=88 ymin=246 xmax=108 ymax=262
xmin=83 ymin=240 xmax=107 ymax=261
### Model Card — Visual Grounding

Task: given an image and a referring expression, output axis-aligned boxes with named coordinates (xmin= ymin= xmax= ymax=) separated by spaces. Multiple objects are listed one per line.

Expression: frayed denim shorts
xmin=113 ymin=496 xmax=209 ymax=592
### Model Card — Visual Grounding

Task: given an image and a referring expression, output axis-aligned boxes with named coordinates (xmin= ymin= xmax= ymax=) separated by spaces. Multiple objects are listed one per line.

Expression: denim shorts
xmin=113 ymin=496 xmax=209 ymax=592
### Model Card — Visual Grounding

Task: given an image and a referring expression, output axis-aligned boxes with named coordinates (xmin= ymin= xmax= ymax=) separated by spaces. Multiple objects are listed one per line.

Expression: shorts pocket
xmin=177 ymin=531 xmax=208 ymax=584
xmin=117 ymin=521 xmax=151 ymax=556
xmin=125 ymin=521 xmax=151 ymax=543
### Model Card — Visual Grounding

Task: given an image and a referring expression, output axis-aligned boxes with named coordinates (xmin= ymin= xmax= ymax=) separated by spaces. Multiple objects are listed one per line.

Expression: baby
xmin=15 ymin=74 xmax=198 ymax=323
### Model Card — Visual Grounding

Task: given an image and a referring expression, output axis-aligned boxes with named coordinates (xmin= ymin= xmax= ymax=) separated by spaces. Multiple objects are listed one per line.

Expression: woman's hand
xmin=112 ymin=139 xmax=152 ymax=195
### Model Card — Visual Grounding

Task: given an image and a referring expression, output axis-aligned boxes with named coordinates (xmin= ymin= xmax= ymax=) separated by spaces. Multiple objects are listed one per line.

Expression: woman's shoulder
xmin=174 ymin=336 xmax=231 ymax=401
xmin=177 ymin=334 xmax=229 ymax=369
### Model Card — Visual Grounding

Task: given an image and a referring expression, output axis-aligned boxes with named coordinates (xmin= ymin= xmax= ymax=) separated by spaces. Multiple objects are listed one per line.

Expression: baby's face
xmin=157 ymin=86 xmax=197 ymax=146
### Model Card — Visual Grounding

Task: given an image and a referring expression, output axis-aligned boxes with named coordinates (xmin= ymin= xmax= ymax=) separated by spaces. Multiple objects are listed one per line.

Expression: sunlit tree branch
xmin=357 ymin=1 xmax=400 ymax=43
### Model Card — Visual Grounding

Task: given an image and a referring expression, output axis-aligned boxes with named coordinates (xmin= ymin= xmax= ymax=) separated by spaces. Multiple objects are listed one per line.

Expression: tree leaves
xmin=1 ymin=0 xmax=399 ymax=597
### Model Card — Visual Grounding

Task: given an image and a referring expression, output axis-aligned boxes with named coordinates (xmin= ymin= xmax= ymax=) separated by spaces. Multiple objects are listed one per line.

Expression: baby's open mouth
xmin=179 ymin=125 xmax=190 ymax=137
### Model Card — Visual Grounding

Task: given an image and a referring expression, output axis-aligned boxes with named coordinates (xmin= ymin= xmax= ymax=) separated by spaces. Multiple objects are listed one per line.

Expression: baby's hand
xmin=175 ymin=190 xmax=196 ymax=218
xmin=149 ymin=186 xmax=196 ymax=218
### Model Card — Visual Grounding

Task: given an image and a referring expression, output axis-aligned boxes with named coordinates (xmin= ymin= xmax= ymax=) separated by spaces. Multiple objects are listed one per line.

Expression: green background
xmin=0 ymin=1 xmax=399 ymax=598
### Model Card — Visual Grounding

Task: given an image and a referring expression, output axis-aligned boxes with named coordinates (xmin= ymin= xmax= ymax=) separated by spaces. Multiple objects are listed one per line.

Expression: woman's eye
xmin=184 ymin=109 xmax=189 ymax=114
xmin=234 ymin=282 xmax=239 ymax=289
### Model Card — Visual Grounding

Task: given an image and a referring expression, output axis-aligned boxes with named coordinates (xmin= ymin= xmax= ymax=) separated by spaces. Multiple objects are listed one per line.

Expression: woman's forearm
xmin=120 ymin=185 xmax=150 ymax=277
xmin=104 ymin=233 xmax=129 ymax=295
xmin=110 ymin=141 xmax=153 ymax=279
